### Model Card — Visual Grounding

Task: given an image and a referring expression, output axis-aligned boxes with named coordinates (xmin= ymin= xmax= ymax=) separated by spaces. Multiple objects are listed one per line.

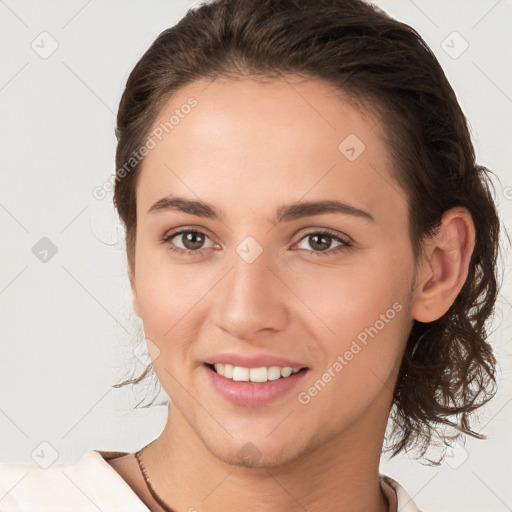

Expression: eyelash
xmin=161 ymin=229 xmax=352 ymax=257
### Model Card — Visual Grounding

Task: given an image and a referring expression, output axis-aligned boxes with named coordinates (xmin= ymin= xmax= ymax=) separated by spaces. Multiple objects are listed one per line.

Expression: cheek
xmin=135 ymin=274 xmax=201 ymax=345
xmin=291 ymin=247 xmax=410 ymax=337
xmin=294 ymin=300 xmax=409 ymax=439
xmin=292 ymin=251 xmax=412 ymax=404
xmin=133 ymin=242 xmax=202 ymax=349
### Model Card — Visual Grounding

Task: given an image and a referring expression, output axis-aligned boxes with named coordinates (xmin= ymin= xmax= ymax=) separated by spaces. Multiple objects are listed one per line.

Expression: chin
xmin=196 ymin=428 xmax=314 ymax=469
xmin=208 ymin=445 xmax=302 ymax=469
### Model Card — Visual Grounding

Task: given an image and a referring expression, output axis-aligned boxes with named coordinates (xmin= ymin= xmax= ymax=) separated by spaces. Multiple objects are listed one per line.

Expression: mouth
xmin=203 ymin=362 xmax=310 ymax=406
xmin=205 ymin=363 xmax=308 ymax=383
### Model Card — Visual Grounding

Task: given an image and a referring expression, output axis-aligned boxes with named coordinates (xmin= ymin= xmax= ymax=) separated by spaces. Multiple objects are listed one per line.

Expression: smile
xmin=204 ymin=363 xmax=309 ymax=407
xmin=211 ymin=363 xmax=302 ymax=383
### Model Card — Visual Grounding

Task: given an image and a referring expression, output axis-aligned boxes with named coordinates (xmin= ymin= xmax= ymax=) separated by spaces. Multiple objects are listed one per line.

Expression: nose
xmin=211 ymin=241 xmax=290 ymax=342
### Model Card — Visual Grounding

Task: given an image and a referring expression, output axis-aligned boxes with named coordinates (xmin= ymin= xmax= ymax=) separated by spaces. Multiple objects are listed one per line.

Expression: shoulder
xmin=380 ymin=474 xmax=424 ymax=512
xmin=0 ymin=450 xmax=149 ymax=511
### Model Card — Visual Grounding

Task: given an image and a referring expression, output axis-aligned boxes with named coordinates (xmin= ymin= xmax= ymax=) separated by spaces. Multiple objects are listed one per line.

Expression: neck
xmin=142 ymin=404 xmax=390 ymax=512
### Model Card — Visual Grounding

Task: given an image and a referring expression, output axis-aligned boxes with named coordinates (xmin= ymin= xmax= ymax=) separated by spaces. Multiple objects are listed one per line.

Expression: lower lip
xmin=203 ymin=365 xmax=308 ymax=407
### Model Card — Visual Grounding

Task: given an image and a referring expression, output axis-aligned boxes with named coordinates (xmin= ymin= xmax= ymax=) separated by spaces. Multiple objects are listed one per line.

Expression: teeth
xmin=249 ymin=367 xmax=267 ymax=382
xmin=232 ymin=366 xmax=249 ymax=381
xmin=280 ymin=367 xmax=292 ymax=378
xmin=223 ymin=364 xmax=234 ymax=379
xmin=213 ymin=364 xmax=302 ymax=382
xmin=267 ymin=366 xmax=282 ymax=381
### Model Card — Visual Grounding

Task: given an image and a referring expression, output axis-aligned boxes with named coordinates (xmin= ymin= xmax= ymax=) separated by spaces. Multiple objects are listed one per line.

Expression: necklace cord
xmin=135 ymin=446 xmax=177 ymax=512
xmin=135 ymin=445 xmax=392 ymax=512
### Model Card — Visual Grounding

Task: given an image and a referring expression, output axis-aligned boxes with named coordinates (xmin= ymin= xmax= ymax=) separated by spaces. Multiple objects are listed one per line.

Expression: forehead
xmin=137 ymin=76 xmax=407 ymax=226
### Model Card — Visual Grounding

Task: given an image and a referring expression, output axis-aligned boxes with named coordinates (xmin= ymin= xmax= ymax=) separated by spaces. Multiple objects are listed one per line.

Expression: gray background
xmin=1 ymin=1 xmax=511 ymax=510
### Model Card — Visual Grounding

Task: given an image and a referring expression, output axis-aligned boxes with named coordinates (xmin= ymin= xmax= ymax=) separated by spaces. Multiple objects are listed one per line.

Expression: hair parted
xmin=112 ymin=0 xmax=501 ymax=462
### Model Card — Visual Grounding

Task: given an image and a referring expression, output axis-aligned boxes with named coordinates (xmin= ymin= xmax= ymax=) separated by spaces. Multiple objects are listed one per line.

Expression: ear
xmin=411 ymin=207 xmax=476 ymax=323
xmin=129 ymin=267 xmax=141 ymax=318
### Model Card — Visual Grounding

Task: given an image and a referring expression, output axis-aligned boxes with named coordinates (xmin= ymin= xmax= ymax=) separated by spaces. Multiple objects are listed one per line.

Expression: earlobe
xmin=411 ymin=208 xmax=475 ymax=323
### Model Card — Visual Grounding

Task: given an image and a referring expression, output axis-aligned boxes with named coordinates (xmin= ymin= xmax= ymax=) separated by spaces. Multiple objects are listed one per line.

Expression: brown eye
xmin=307 ymin=233 xmax=332 ymax=251
xmin=295 ymin=230 xmax=352 ymax=257
xmin=162 ymin=230 xmax=215 ymax=255
xmin=179 ymin=231 xmax=206 ymax=250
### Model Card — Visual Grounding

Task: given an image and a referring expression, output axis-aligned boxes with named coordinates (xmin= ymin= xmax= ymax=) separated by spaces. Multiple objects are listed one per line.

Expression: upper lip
xmin=205 ymin=353 xmax=308 ymax=369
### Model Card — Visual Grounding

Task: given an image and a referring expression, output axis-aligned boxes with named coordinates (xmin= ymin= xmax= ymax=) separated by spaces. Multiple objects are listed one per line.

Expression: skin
xmin=107 ymin=76 xmax=475 ymax=512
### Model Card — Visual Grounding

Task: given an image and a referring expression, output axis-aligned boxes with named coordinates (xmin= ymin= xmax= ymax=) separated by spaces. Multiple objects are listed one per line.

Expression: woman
xmin=0 ymin=0 xmax=502 ymax=510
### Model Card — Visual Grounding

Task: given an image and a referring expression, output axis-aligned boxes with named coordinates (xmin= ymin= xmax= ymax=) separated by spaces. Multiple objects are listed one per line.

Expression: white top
xmin=0 ymin=450 xmax=422 ymax=511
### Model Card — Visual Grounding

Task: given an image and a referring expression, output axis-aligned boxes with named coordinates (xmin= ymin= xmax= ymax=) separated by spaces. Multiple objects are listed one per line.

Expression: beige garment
xmin=0 ymin=450 xmax=422 ymax=511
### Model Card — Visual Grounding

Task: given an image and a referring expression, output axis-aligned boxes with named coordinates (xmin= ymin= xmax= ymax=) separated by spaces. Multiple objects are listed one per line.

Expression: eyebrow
xmin=147 ymin=195 xmax=375 ymax=223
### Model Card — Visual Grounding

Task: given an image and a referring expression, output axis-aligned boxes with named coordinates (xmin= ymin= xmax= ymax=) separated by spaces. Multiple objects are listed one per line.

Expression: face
xmin=130 ymin=76 xmax=416 ymax=467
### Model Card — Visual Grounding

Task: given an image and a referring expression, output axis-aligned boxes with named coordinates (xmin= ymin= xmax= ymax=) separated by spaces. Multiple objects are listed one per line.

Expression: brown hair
xmin=113 ymin=0 xmax=502 ymax=462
